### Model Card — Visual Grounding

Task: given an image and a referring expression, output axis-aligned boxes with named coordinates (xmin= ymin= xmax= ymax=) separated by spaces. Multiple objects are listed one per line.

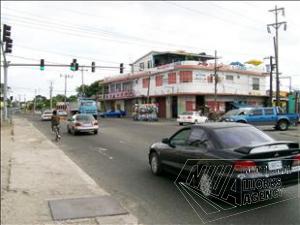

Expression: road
xmin=25 ymin=114 xmax=300 ymax=225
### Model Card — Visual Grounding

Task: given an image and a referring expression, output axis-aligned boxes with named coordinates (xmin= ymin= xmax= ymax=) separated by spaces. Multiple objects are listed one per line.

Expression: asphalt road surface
xmin=24 ymin=114 xmax=300 ymax=225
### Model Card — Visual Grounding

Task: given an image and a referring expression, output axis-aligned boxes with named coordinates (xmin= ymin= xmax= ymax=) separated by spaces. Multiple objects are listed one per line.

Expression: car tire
xmin=194 ymin=120 xmax=198 ymax=124
xmin=198 ymin=172 xmax=213 ymax=197
xmin=179 ymin=122 xmax=183 ymax=126
xmin=94 ymin=130 xmax=98 ymax=135
xmin=67 ymin=126 xmax=71 ymax=134
xmin=277 ymin=120 xmax=289 ymax=131
xmin=150 ymin=152 xmax=162 ymax=175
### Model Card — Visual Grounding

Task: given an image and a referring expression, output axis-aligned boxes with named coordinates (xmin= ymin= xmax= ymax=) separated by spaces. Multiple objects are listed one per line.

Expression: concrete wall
xmin=132 ymin=68 xmax=266 ymax=98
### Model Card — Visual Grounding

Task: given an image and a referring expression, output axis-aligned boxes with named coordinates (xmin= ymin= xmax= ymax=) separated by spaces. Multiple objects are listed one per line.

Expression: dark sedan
xmin=148 ymin=123 xmax=300 ymax=202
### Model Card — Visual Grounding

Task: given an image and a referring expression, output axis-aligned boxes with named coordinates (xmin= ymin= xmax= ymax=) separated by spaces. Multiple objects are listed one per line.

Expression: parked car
xmin=57 ymin=110 xmax=68 ymax=117
xmin=101 ymin=110 xmax=126 ymax=118
xmin=148 ymin=123 xmax=300 ymax=197
xmin=40 ymin=110 xmax=53 ymax=121
xmin=177 ymin=111 xmax=208 ymax=125
xmin=67 ymin=114 xmax=99 ymax=135
xmin=220 ymin=106 xmax=299 ymax=131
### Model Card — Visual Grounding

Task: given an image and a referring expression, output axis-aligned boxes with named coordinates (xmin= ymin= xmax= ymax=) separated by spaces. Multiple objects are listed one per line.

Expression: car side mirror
xmin=162 ymin=138 xmax=169 ymax=144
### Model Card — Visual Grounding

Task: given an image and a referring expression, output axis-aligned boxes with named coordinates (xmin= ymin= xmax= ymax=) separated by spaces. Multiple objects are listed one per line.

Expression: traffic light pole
xmin=1 ymin=42 xmax=8 ymax=121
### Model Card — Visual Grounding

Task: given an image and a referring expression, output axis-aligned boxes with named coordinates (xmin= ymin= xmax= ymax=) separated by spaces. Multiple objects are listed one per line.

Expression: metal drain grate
xmin=48 ymin=195 xmax=128 ymax=220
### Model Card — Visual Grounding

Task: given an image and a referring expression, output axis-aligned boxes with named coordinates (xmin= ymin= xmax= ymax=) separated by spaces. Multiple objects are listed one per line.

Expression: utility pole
xmin=60 ymin=74 xmax=73 ymax=107
xmin=267 ymin=5 xmax=287 ymax=106
xmin=33 ymin=89 xmax=37 ymax=113
xmin=147 ymin=75 xmax=151 ymax=104
xmin=80 ymin=67 xmax=88 ymax=97
xmin=264 ymin=56 xmax=274 ymax=106
xmin=214 ymin=50 xmax=218 ymax=112
xmin=49 ymin=81 xmax=53 ymax=110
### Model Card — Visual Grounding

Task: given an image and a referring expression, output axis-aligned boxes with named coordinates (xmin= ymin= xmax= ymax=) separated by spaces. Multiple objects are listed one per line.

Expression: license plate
xmin=83 ymin=124 xmax=91 ymax=127
xmin=268 ymin=161 xmax=282 ymax=170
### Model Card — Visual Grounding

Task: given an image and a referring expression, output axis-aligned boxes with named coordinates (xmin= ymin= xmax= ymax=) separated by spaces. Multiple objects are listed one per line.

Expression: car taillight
xmin=94 ymin=121 xmax=98 ymax=125
xmin=233 ymin=160 xmax=257 ymax=173
xmin=75 ymin=122 xmax=81 ymax=126
xmin=187 ymin=116 xmax=192 ymax=119
xmin=292 ymin=154 xmax=300 ymax=167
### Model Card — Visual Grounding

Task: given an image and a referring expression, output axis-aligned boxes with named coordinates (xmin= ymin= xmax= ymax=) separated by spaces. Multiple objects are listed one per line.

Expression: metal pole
xmin=147 ymin=75 xmax=151 ymax=104
xmin=275 ymin=5 xmax=280 ymax=107
xmin=64 ymin=75 xmax=67 ymax=106
xmin=81 ymin=68 xmax=84 ymax=96
xmin=50 ymin=81 xmax=53 ymax=110
xmin=33 ymin=89 xmax=37 ymax=113
xmin=3 ymin=62 xmax=8 ymax=120
xmin=269 ymin=56 xmax=273 ymax=106
xmin=214 ymin=50 xmax=218 ymax=112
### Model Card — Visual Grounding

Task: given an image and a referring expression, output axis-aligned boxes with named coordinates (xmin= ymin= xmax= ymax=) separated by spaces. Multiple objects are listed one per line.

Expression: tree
xmin=76 ymin=80 xmax=103 ymax=97
xmin=67 ymin=95 xmax=77 ymax=102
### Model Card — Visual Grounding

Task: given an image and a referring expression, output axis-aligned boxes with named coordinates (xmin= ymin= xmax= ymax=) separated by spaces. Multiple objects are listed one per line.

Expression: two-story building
xmin=99 ymin=50 xmax=268 ymax=118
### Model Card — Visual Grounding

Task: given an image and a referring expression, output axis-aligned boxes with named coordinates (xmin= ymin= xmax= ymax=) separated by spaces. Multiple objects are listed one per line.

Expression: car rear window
xmin=182 ymin=112 xmax=193 ymax=115
xmin=214 ymin=126 xmax=274 ymax=149
xmin=76 ymin=115 xmax=94 ymax=121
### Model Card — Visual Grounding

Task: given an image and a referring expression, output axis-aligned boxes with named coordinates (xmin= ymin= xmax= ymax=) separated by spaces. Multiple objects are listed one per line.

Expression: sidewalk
xmin=1 ymin=117 xmax=139 ymax=225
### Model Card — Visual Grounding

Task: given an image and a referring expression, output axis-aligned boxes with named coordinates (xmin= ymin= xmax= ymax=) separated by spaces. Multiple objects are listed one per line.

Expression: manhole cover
xmin=48 ymin=196 xmax=128 ymax=220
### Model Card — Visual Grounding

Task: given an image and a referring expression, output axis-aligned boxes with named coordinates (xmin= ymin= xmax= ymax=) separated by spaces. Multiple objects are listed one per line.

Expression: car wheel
xmin=67 ymin=126 xmax=71 ymax=134
xmin=179 ymin=122 xmax=183 ymax=126
xmin=199 ymin=173 xmax=213 ymax=197
xmin=150 ymin=152 xmax=162 ymax=175
xmin=94 ymin=130 xmax=98 ymax=135
xmin=194 ymin=120 xmax=198 ymax=124
xmin=277 ymin=120 xmax=289 ymax=131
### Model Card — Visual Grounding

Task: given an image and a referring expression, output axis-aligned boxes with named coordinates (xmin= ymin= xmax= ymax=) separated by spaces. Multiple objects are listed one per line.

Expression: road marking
xmin=93 ymin=147 xmax=113 ymax=160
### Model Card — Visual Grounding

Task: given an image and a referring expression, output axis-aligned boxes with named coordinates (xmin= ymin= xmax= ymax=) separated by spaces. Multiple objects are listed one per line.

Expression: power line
xmin=1 ymin=11 xmax=275 ymax=58
xmin=164 ymin=2 xmax=265 ymax=33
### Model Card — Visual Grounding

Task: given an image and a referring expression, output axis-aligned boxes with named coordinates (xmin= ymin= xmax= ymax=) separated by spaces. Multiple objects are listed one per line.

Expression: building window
xmin=139 ymin=62 xmax=144 ymax=71
xmin=116 ymin=83 xmax=121 ymax=92
xmin=179 ymin=71 xmax=193 ymax=83
xmin=123 ymin=82 xmax=132 ymax=91
xmin=252 ymin=78 xmax=260 ymax=90
xmin=168 ymin=72 xmax=176 ymax=84
xmin=143 ymin=77 xmax=149 ymax=88
xmin=147 ymin=60 xmax=152 ymax=68
xmin=226 ymin=75 xmax=234 ymax=81
xmin=110 ymin=84 xmax=116 ymax=93
xmin=155 ymin=75 xmax=163 ymax=87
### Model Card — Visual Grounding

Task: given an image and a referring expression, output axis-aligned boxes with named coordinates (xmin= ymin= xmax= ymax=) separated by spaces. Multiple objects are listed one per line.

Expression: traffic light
xmin=40 ymin=59 xmax=45 ymax=71
xmin=91 ymin=62 xmax=95 ymax=73
xmin=2 ymin=24 xmax=11 ymax=42
xmin=70 ymin=59 xmax=77 ymax=71
xmin=120 ymin=63 xmax=124 ymax=74
xmin=3 ymin=24 xmax=13 ymax=53
xmin=75 ymin=62 xmax=79 ymax=71
xmin=4 ymin=38 xmax=13 ymax=53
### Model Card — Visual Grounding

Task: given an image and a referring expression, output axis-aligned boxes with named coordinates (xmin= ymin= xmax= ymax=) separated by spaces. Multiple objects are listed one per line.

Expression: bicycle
xmin=53 ymin=125 xmax=61 ymax=142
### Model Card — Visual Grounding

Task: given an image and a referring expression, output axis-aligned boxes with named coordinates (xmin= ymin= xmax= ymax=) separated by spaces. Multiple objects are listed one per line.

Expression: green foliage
xmin=76 ymin=80 xmax=103 ymax=97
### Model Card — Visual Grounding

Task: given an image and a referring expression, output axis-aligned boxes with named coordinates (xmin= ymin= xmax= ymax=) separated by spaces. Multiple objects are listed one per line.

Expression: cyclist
xmin=51 ymin=110 xmax=61 ymax=139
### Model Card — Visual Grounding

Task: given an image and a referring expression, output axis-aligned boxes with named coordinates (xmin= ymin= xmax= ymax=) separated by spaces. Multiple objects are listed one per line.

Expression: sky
xmin=1 ymin=1 xmax=300 ymax=101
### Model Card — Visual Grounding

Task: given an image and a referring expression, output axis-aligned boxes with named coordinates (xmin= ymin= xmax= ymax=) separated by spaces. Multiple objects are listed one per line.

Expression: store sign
xmin=194 ymin=72 xmax=206 ymax=81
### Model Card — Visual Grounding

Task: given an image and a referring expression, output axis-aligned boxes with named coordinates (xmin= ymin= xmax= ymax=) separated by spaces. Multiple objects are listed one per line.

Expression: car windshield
xmin=44 ymin=111 xmax=52 ymax=114
xmin=214 ymin=126 xmax=274 ymax=149
xmin=223 ymin=109 xmax=250 ymax=116
xmin=80 ymin=102 xmax=96 ymax=106
xmin=76 ymin=115 xmax=94 ymax=121
xmin=181 ymin=112 xmax=193 ymax=115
